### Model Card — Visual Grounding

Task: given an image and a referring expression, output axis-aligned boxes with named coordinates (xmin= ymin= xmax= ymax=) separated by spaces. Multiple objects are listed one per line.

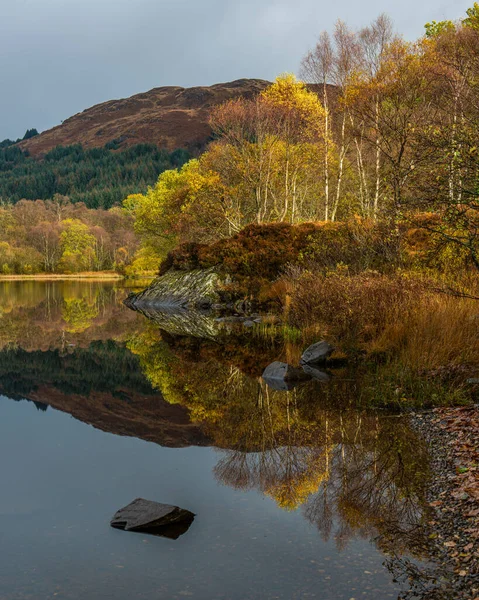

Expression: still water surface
xmin=0 ymin=281 xmax=433 ymax=599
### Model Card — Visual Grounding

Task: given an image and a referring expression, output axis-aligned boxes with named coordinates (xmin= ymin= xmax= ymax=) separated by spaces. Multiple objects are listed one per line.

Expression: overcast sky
xmin=0 ymin=0 xmax=473 ymax=140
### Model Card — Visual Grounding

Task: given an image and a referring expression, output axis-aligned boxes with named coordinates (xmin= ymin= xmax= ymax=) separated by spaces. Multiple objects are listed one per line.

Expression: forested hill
xmin=0 ymin=79 xmax=274 ymax=209
xmin=18 ymin=79 xmax=271 ymax=157
xmin=0 ymin=79 xmax=334 ymax=209
xmin=0 ymin=143 xmax=190 ymax=209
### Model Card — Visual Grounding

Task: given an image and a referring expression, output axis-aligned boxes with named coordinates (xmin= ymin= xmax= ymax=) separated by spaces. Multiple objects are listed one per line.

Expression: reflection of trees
xmin=214 ymin=411 xmax=429 ymax=556
xmin=0 ymin=341 xmax=155 ymax=399
xmin=215 ymin=445 xmax=332 ymax=511
xmin=302 ymin=417 xmax=430 ymax=555
xmin=62 ymin=296 xmax=99 ymax=333
xmin=127 ymin=329 xmax=185 ymax=405
xmin=132 ymin=329 xmax=431 ymax=557
xmin=0 ymin=281 xmax=142 ymax=351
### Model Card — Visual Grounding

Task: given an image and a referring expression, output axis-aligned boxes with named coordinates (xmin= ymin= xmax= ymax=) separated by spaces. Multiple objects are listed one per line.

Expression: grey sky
xmin=0 ymin=0 xmax=473 ymax=140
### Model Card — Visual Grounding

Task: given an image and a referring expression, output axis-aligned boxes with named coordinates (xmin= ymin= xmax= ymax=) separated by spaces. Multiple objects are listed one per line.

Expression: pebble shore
xmin=410 ymin=406 xmax=479 ymax=599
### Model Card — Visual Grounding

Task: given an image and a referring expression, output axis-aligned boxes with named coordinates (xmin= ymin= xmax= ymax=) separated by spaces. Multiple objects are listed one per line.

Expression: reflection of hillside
xmin=0 ymin=344 xmax=208 ymax=448
xmin=10 ymin=388 xmax=208 ymax=448
xmin=0 ymin=282 xmax=208 ymax=447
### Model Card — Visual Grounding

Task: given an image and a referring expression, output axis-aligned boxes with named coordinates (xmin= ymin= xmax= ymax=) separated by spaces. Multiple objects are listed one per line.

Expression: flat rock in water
xmin=110 ymin=498 xmax=195 ymax=538
xmin=300 ymin=341 xmax=335 ymax=365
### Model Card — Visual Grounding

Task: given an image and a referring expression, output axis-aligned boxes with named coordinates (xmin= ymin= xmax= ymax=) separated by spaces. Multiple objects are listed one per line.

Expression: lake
xmin=0 ymin=280 xmax=436 ymax=599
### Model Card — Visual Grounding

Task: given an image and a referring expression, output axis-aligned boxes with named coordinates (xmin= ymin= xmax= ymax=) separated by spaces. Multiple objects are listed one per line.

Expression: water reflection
xmin=214 ymin=413 xmax=429 ymax=555
xmin=126 ymin=306 xmax=437 ymax=591
xmin=0 ymin=282 xmax=207 ymax=447
xmin=0 ymin=281 xmax=440 ymax=598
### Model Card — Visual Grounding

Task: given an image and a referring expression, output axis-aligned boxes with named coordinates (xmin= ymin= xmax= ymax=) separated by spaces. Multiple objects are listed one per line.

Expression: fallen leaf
xmin=464 ymin=543 xmax=474 ymax=551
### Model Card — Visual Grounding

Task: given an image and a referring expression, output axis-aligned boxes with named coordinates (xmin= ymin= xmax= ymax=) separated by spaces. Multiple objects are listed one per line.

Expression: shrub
xmin=161 ymin=242 xmax=207 ymax=274
xmin=161 ymin=220 xmax=405 ymax=276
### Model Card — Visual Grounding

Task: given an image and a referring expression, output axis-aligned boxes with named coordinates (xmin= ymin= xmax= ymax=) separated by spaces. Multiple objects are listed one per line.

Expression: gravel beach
xmin=410 ymin=406 xmax=479 ymax=599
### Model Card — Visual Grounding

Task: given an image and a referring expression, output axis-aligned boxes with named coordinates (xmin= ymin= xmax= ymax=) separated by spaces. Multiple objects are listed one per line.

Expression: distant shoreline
xmin=0 ymin=272 xmax=124 ymax=281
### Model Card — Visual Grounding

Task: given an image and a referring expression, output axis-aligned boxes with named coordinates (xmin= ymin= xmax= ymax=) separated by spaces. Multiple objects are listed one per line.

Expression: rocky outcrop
xmin=125 ymin=267 xmax=223 ymax=310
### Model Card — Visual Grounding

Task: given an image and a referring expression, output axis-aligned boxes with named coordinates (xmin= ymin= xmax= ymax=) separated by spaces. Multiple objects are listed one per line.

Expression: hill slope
xmin=19 ymin=79 xmax=271 ymax=157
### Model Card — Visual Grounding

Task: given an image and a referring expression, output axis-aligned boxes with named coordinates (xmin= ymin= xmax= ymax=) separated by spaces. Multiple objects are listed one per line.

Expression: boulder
xmin=300 ymin=341 xmax=334 ymax=366
xmin=262 ymin=361 xmax=311 ymax=390
xmin=110 ymin=498 xmax=195 ymax=539
xmin=124 ymin=267 xmax=221 ymax=310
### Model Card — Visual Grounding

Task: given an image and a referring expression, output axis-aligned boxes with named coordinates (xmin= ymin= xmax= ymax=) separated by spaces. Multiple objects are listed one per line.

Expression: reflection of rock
xmin=132 ymin=305 xmax=222 ymax=339
xmin=111 ymin=498 xmax=195 ymax=539
xmin=262 ymin=361 xmax=311 ymax=391
xmin=300 ymin=341 xmax=335 ymax=365
xmin=125 ymin=267 xmax=222 ymax=310
xmin=215 ymin=315 xmax=262 ymax=325
xmin=301 ymin=365 xmax=331 ymax=382
xmin=263 ymin=379 xmax=298 ymax=391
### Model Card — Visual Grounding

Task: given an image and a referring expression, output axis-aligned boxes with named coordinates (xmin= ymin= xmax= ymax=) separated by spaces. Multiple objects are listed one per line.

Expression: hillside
xmin=19 ymin=79 xmax=272 ymax=157
xmin=0 ymin=78 xmax=335 ymax=212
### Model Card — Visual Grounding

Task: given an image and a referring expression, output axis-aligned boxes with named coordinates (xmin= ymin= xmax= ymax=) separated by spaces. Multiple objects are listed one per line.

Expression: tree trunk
xmin=331 ymin=112 xmax=347 ymax=221
xmin=373 ymin=98 xmax=381 ymax=219
xmin=323 ymin=80 xmax=330 ymax=221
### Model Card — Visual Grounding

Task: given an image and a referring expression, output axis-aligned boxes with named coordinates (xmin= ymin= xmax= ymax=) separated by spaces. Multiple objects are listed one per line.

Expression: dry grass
xmin=285 ymin=270 xmax=426 ymax=354
xmin=375 ymin=294 xmax=479 ymax=373
xmin=284 ymin=267 xmax=479 ymax=374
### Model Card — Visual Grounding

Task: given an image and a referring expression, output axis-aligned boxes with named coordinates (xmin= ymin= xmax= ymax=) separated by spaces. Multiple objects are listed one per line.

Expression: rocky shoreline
xmin=410 ymin=405 xmax=479 ymax=599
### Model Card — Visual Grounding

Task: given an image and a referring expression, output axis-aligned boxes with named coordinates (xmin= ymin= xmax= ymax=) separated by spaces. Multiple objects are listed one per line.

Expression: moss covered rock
xmin=125 ymin=267 xmax=223 ymax=310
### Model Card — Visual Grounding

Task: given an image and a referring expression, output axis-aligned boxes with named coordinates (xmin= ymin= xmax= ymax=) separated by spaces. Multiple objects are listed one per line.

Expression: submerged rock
xmin=300 ymin=341 xmax=335 ymax=366
xmin=110 ymin=498 xmax=195 ymax=539
xmin=262 ymin=361 xmax=311 ymax=390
